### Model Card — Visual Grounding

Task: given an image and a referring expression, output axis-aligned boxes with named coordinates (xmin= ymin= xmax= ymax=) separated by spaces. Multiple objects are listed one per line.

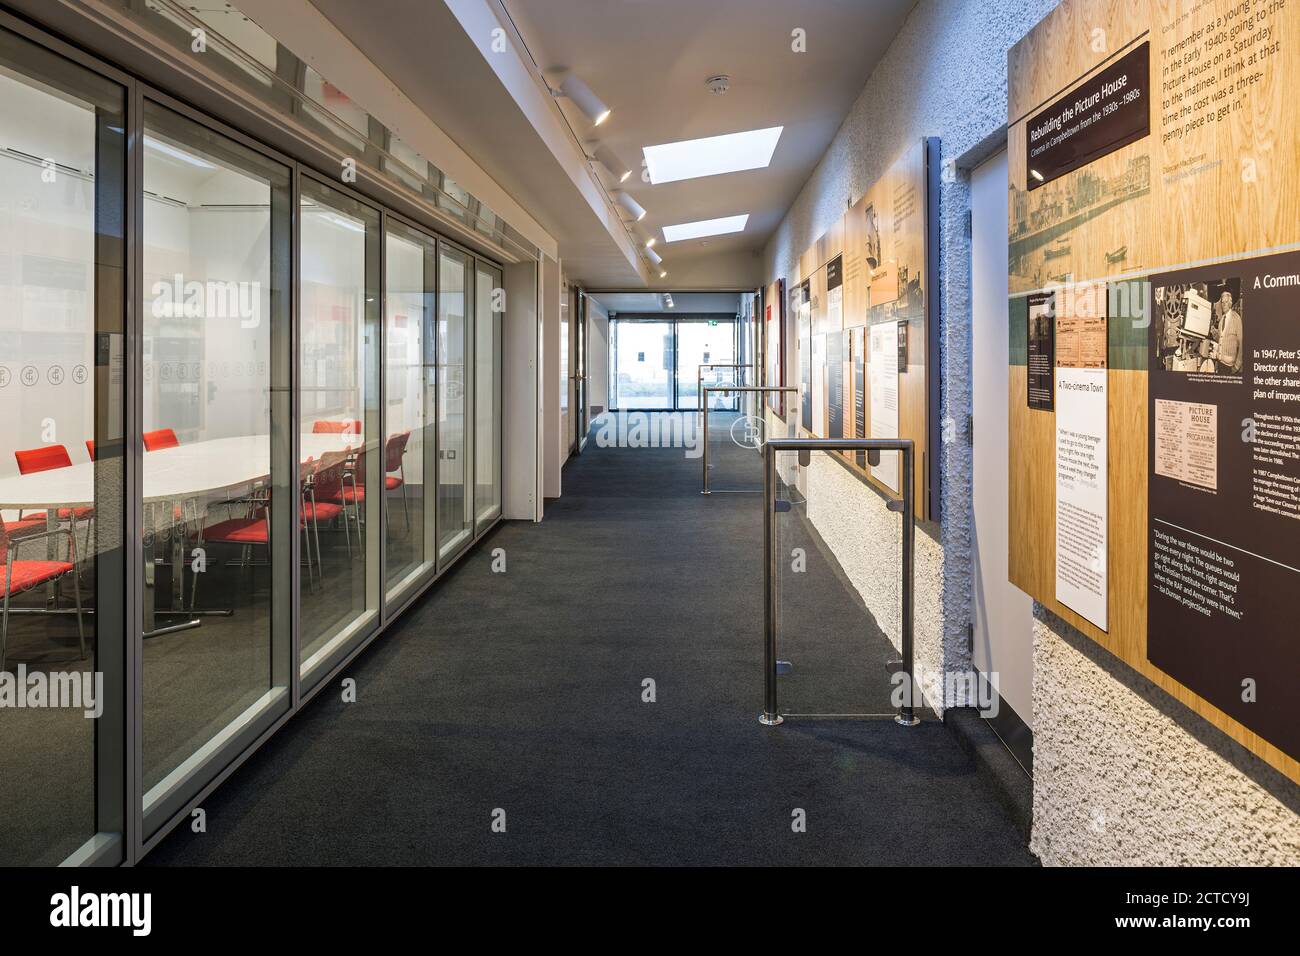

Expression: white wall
xmin=502 ymin=258 xmax=541 ymax=521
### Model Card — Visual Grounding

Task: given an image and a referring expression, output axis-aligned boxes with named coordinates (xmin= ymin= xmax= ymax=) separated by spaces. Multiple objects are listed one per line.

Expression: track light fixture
xmin=552 ymin=71 xmax=611 ymax=126
xmin=589 ymin=142 xmax=632 ymax=182
xmin=645 ymin=246 xmax=663 ymax=267
xmin=613 ymin=190 xmax=647 ymax=221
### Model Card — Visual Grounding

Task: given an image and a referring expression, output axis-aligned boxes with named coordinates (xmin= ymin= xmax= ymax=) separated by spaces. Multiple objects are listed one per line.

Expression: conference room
xmin=0 ymin=21 xmax=504 ymax=865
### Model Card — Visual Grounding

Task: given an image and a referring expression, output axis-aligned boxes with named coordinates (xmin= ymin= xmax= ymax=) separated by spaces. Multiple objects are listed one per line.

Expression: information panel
xmin=1007 ymin=0 xmax=1300 ymax=780
xmin=1054 ymin=288 xmax=1108 ymax=631
xmin=869 ymin=320 xmax=900 ymax=493
xmin=1148 ymin=249 xmax=1300 ymax=759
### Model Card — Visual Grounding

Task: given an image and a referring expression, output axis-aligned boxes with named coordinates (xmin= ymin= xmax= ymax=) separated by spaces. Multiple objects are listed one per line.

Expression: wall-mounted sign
xmin=869 ymin=320 xmax=900 ymax=492
xmin=1008 ymin=0 xmax=1300 ymax=782
xmin=1054 ymin=288 xmax=1108 ymax=630
xmin=799 ymin=278 xmax=812 ymax=431
xmin=853 ymin=326 xmax=866 ymax=468
xmin=897 ymin=320 xmax=908 ymax=373
xmin=826 ymin=255 xmax=844 ymax=334
xmin=1027 ymin=291 xmax=1055 ymax=410
xmin=827 ymin=330 xmax=844 ymax=437
xmin=1148 ymin=249 xmax=1300 ymax=760
xmin=1025 ymin=40 xmax=1149 ymax=190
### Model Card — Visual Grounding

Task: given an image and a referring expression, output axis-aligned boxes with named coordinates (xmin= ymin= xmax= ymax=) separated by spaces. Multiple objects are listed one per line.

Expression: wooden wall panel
xmin=1009 ymin=0 xmax=1300 ymax=783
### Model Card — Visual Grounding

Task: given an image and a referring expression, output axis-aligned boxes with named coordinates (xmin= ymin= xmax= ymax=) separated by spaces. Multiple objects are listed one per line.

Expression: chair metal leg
xmin=1 ymin=563 xmax=11 ymax=673
xmin=302 ymin=523 xmax=315 ymax=590
xmin=71 ymin=568 xmax=86 ymax=661
xmin=312 ymin=515 xmax=324 ymax=579
xmin=401 ymin=475 xmax=411 ymax=530
xmin=82 ymin=516 xmax=94 ymax=577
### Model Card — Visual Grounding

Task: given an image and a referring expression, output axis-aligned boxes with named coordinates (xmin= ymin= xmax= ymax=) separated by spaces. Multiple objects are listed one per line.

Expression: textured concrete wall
xmin=761 ymin=0 xmax=1059 ymax=713
xmin=1032 ymin=607 xmax=1300 ymax=865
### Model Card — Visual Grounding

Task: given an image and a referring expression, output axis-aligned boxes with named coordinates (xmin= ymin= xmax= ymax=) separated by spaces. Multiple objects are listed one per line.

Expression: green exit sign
xmin=708 ymin=320 xmax=717 ymax=326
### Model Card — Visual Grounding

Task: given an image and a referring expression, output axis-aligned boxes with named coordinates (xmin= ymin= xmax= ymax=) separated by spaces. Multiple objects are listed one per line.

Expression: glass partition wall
xmin=383 ymin=219 xmax=437 ymax=605
xmin=437 ymin=244 xmax=472 ymax=565
xmin=140 ymin=99 xmax=292 ymax=829
xmin=0 ymin=26 xmax=127 ymax=867
xmin=299 ymin=176 xmax=381 ymax=682
xmin=0 ymin=16 xmax=505 ymax=866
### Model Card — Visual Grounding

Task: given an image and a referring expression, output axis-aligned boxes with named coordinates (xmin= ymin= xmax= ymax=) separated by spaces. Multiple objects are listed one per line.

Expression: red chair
xmin=305 ymin=451 xmax=351 ymax=567
xmin=316 ymin=448 xmax=367 ymax=541
xmin=383 ymin=431 xmax=411 ymax=529
xmin=198 ymin=496 xmax=272 ymax=604
xmin=14 ymin=445 xmax=95 ymax=559
xmin=312 ymin=420 xmax=362 ymax=436
xmin=1 ymin=519 xmax=85 ymax=673
xmin=143 ymin=428 xmax=179 ymax=451
xmin=85 ymin=440 xmax=95 ymax=460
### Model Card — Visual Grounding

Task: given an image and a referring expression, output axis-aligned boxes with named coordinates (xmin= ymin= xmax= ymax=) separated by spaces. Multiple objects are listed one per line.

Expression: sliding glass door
xmin=437 ymin=243 xmax=472 ymax=564
xmin=676 ymin=320 xmax=738 ymax=410
xmin=140 ymin=98 xmax=292 ymax=831
xmin=611 ymin=320 xmax=673 ymax=409
xmin=609 ymin=318 xmax=738 ymax=411
xmin=0 ymin=25 xmax=127 ymax=867
xmin=299 ymin=176 xmax=381 ymax=680
xmin=383 ymin=219 xmax=437 ymax=604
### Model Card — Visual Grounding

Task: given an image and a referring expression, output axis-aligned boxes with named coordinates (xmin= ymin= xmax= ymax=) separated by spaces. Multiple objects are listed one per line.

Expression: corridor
xmin=148 ymin=417 xmax=1033 ymax=866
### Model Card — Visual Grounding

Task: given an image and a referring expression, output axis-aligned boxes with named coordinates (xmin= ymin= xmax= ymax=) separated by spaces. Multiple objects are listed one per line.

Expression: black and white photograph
xmin=1154 ymin=277 xmax=1244 ymax=376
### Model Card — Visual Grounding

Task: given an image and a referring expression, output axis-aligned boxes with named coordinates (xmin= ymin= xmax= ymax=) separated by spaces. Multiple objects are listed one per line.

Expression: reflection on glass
xmin=437 ymin=245 xmax=471 ymax=560
xmin=384 ymin=223 xmax=435 ymax=596
xmin=611 ymin=321 xmax=673 ymax=409
xmin=0 ymin=31 xmax=125 ymax=866
xmin=300 ymin=179 xmax=380 ymax=673
xmin=140 ymin=101 xmax=289 ymax=807
xmin=474 ymin=262 xmax=502 ymax=530
xmin=677 ymin=320 xmax=737 ymax=410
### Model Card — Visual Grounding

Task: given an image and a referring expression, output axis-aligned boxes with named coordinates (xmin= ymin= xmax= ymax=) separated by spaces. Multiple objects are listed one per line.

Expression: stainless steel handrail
xmin=696 ymin=364 xmax=753 ymax=418
xmin=700 ymin=386 xmax=798 ymax=495
xmin=758 ymin=437 xmax=918 ymax=729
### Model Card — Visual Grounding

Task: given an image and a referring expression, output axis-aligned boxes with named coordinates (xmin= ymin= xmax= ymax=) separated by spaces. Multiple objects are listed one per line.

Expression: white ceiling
xmin=306 ymin=0 xmax=916 ymax=287
xmin=503 ymin=0 xmax=918 ymax=266
xmin=591 ymin=291 xmax=745 ymax=315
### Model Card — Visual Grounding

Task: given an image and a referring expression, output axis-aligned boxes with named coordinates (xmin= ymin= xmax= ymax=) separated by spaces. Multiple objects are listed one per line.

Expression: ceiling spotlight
xmin=659 ymin=270 xmax=668 ymax=279
xmin=645 ymin=246 xmax=663 ymax=267
xmin=613 ymin=190 xmax=647 ymax=221
xmin=553 ymin=71 xmax=611 ymax=126
xmin=589 ymin=142 xmax=632 ymax=182
xmin=644 ymin=237 xmax=657 ymax=248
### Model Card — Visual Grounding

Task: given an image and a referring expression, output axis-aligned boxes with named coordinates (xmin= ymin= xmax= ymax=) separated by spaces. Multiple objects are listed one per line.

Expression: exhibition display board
xmin=762 ymin=278 xmax=786 ymax=415
xmin=1007 ymin=0 xmax=1300 ymax=782
xmin=775 ymin=139 xmax=935 ymax=518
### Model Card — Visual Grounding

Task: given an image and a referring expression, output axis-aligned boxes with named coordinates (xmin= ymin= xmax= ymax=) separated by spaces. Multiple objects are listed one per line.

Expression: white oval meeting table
xmin=0 ymin=432 xmax=366 ymax=637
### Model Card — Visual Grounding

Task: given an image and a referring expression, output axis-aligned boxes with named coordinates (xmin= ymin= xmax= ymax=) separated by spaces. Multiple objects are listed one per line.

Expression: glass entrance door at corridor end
xmin=609 ymin=317 xmax=737 ymax=412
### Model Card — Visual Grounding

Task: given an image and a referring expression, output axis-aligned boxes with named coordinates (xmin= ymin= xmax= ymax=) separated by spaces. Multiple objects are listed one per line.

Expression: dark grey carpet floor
xmin=145 ymin=413 xmax=1036 ymax=866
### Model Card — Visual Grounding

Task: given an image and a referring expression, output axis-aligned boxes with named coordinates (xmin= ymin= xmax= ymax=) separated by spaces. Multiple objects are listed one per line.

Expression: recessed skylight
xmin=662 ymin=214 xmax=750 ymax=243
xmin=642 ymin=126 xmax=782 ymax=184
